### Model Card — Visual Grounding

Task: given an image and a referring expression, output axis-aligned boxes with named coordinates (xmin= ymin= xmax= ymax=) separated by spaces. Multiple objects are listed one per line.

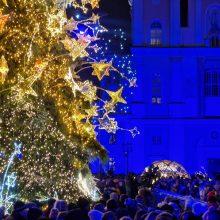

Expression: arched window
xmin=150 ymin=22 xmax=162 ymax=46
xmin=152 ymin=73 xmax=162 ymax=104
xmin=206 ymin=7 xmax=220 ymax=47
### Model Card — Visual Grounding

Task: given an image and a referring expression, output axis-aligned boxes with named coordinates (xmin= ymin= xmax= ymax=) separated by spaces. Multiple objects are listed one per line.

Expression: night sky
xmin=99 ymin=0 xmax=131 ymax=29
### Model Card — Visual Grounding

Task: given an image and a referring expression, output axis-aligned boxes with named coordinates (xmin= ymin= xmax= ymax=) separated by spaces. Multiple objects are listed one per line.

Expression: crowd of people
xmin=1 ymin=171 xmax=220 ymax=220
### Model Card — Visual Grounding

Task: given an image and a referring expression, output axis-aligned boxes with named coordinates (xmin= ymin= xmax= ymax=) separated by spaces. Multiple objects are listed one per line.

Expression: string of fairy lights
xmin=0 ymin=0 xmax=139 ymax=204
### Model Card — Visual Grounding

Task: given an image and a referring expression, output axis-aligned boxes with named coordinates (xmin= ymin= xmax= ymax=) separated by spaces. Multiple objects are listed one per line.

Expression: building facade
xmin=95 ymin=0 xmax=220 ymax=176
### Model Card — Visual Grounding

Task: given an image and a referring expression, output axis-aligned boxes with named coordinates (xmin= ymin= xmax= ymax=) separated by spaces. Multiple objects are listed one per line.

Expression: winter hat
xmin=88 ymin=210 xmax=103 ymax=220
xmin=207 ymin=195 xmax=217 ymax=204
xmin=207 ymin=191 xmax=215 ymax=197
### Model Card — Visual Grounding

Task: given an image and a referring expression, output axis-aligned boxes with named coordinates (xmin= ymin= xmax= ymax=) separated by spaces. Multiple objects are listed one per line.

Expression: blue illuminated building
xmin=95 ymin=0 xmax=220 ymax=176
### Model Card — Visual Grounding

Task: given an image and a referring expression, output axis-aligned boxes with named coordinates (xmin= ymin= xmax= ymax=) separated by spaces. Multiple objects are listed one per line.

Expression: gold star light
xmin=64 ymin=18 xmax=79 ymax=32
xmin=61 ymin=37 xmax=88 ymax=60
xmin=85 ymin=104 xmax=98 ymax=119
xmin=91 ymin=61 xmax=113 ymax=81
xmin=107 ymin=87 xmax=127 ymax=104
xmin=0 ymin=55 xmax=9 ymax=84
xmin=91 ymin=0 xmax=100 ymax=8
xmin=64 ymin=68 xmax=80 ymax=97
xmin=11 ymin=73 xmax=42 ymax=99
xmin=0 ymin=11 xmax=9 ymax=33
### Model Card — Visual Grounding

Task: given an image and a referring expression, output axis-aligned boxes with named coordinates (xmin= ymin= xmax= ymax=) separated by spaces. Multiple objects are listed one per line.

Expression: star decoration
xmin=14 ymin=141 xmax=22 ymax=155
xmin=85 ymin=104 xmax=98 ymax=119
xmin=129 ymin=127 xmax=140 ymax=138
xmin=90 ymin=0 xmax=100 ymax=8
xmin=48 ymin=10 xmax=67 ymax=37
xmin=89 ymin=44 xmax=101 ymax=53
xmin=61 ymin=37 xmax=88 ymax=60
xmin=129 ymin=77 xmax=138 ymax=87
xmin=0 ymin=55 xmax=9 ymax=84
xmin=72 ymin=109 xmax=87 ymax=122
xmin=99 ymin=115 xmax=118 ymax=133
xmin=0 ymin=11 xmax=9 ymax=33
xmin=107 ymin=87 xmax=127 ymax=104
xmin=65 ymin=68 xmax=80 ymax=97
xmin=78 ymin=80 xmax=97 ymax=100
xmin=91 ymin=61 xmax=113 ymax=81
xmin=77 ymin=30 xmax=99 ymax=45
xmin=103 ymin=101 xmax=115 ymax=114
xmin=6 ymin=173 xmax=16 ymax=188
xmin=64 ymin=17 xmax=79 ymax=32
xmin=87 ymin=13 xmax=100 ymax=24
xmin=11 ymin=72 xmax=42 ymax=99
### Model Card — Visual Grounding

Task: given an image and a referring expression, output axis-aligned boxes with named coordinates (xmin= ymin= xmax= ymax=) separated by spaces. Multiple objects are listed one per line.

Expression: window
xmin=180 ymin=0 xmax=188 ymax=27
xmin=150 ymin=22 xmax=162 ymax=46
xmin=152 ymin=136 xmax=162 ymax=145
xmin=206 ymin=8 xmax=220 ymax=47
xmin=152 ymin=73 xmax=162 ymax=104
xmin=204 ymin=71 xmax=220 ymax=96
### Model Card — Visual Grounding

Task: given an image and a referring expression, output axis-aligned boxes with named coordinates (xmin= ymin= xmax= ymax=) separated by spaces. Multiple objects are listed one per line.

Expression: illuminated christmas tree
xmin=0 ymin=0 xmax=138 ymax=202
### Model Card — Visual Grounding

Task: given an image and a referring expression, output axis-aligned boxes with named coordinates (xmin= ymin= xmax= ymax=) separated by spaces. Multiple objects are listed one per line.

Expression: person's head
xmin=67 ymin=202 xmax=77 ymax=211
xmin=31 ymin=200 xmax=41 ymax=208
xmin=110 ymin=192 xmax=119 ymax=201
xmin=13 ymin=200 xmax=25 ymax=211
xmin=184 ymin=196 xmax=195 ymax=211
xmin=207 ymin=196 xmax=218 ymax=207
xmin=159 ymin=204 xmax=173 ymax=213
xmin=119 ymin=194 xmax=128 ymax=207
xmin=124 ymin=198 xmax=137 ymax=210
xmin=192 ymin=202 xmax=208 ymax=216
xmin=53 ymin=200 xmax=68 ymax=212
xmin=27 ymin=207 xmax=43 ymax=220
xmin=102 ymin=211 xmax=117 ymax=220
xmin=134 ymin=209 xmax=147 ymax=220
xmin=88 ymin=210 xmax=103 ymax=220
xmin=119 ymin=217 xmax=132 ymax=220
xmin=93 ymin=203 xmax=105 ymax=213
xmin=49 ymin=208 xmax=59 ymax=219
xmin=56 ymin=211 xmax=67 ymax=220
xmin=47 ymin=198 xmax=56 ymax=209
xmin=145 ymin=211 xmax=159 ymax=220
xmin=203 ymin=209 xmax=220 ymax=220
xmin=77 ymin=197 xmax=90 ymax=211
xmin=106 ymin=199 xmax=118 ymax=212
xmin=168 ymin=202 xmax=181 ymax=217
xmin=64 ymin=208 xmax=84 ymax=220
xmin=116 ymin=207 xmax=129 ymax=219
xmin=155 ymin=212 xmax=173 ymax=220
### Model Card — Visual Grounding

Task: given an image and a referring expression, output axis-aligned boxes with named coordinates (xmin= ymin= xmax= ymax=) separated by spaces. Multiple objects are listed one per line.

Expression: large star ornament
xmin=91 ymin=61 xmax=113 ymax=81
xmin=107 ymin=87 xmax=127 ymax=104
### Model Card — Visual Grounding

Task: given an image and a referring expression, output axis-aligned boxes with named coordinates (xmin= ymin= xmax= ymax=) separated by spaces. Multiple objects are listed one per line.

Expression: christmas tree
xmin=0 ymin=0 xmax=135 ymax=204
